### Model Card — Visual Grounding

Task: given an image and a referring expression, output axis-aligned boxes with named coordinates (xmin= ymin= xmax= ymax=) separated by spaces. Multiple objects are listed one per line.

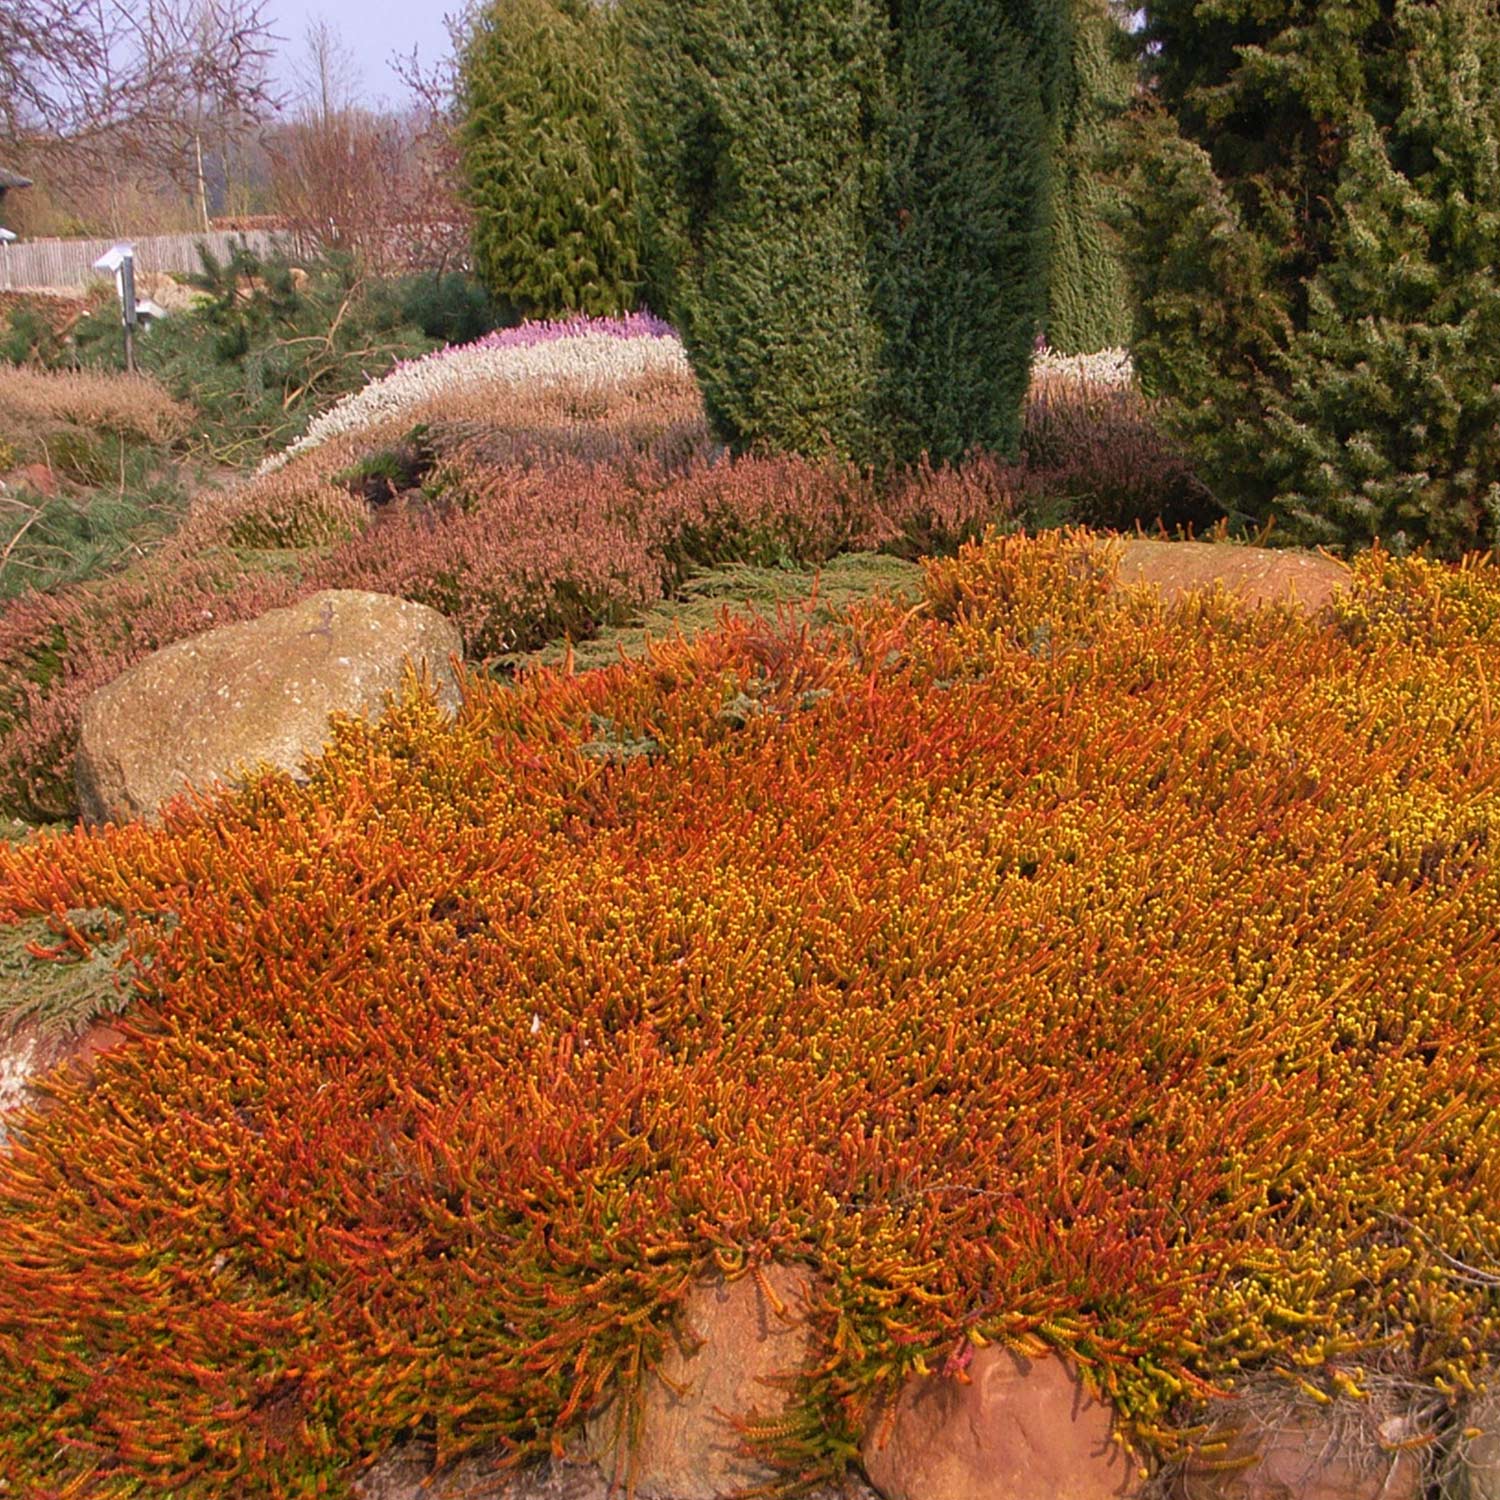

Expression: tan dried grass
xmin=0 ymin=367 xmax=193 ymax=447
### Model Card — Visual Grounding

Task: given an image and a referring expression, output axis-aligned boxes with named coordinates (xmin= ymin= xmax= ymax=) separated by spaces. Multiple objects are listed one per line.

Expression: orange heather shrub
xmin=0 ymin=533 xmax=1496 ymax=1492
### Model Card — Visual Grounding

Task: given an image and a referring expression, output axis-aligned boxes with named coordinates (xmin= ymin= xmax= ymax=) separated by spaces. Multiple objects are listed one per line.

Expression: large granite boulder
xmin=77 ymin=590 xmax=463 ymax=825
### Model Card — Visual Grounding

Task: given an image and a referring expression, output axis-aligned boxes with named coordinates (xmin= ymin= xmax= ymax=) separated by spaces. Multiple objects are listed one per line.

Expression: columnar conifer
xmin=629 ymin=0 xmax=1062 ymax=467
xmin=460 ymin=0 xmax=639 ymax=320
xmin=625 ymin=0 xmax=890 ymax=461
xmin=1046 ymin=0 xmax=1133 ymax=354
xmin=870 ymin=0 xmax=1065 ymax=465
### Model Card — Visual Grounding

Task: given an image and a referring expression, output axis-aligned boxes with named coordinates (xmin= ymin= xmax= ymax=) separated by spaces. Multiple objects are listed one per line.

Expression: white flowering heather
xmin=419 ymin=311 xmax=677 ymax=360
xmin=260 ymin=315 xmax=691 ymax=474
xmin=259 ymin=318 xmax=1135 ymax=476
xmin=1031 ymin=345 xmax=1135 ymax=389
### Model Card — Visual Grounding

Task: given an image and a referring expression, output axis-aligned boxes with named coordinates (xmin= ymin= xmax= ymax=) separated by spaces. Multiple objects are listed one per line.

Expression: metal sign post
xmin=119 ymin=252 xmax=137 ymax=374
xmin=92 ymin=243 xmax=138 ymax=373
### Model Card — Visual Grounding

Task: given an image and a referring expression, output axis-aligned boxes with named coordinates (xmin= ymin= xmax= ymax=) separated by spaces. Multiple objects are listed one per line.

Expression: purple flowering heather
xmin=414 ymin=311 xmax=678 ymax=366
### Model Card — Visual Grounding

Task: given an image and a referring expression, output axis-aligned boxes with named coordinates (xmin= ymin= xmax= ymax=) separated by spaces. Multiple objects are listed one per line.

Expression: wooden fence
xmin=0 ymin=230 xmax=287 ymax=291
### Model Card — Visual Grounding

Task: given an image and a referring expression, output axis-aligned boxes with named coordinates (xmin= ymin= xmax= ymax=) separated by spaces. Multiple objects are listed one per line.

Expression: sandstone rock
xmin=1115 ymin=540 xmax=1349 ymax=615
xmin=1178 ymin=1393 xmax=1426 ymax=1500
xmin=861 ymin=1348 xmax=1143 ymax=1500
xmin=6 ymin=462 xmax=59 ymax=498
xmin=1448 ymin=1392 xmax=1500 ymax=1500
xmin=76 ymin=590 xmax=464 ymax=825
xmin=586 ymin=1265 xmax=821 ymax=1499
xmin=0 ymin=1013 xmax=127 ymax=1145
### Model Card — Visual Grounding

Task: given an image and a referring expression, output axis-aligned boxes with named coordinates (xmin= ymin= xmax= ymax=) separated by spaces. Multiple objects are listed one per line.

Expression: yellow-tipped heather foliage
xmin=0 ymin=366 xmax=193 ymax=447
xmin=0 ymin=532 xmax=1498 ymax=1492
xmin=217 ymin=474 xmax=371 ymax=552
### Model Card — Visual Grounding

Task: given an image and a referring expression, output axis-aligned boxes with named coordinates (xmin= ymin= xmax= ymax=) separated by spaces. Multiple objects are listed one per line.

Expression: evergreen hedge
xmin=871 ymin=0 xmax=1065 ymax=465
xmin=629 ymin=0 xmax=1062 ymax=468
xmin=1046 ymin=0 xmax=1133 ymax=354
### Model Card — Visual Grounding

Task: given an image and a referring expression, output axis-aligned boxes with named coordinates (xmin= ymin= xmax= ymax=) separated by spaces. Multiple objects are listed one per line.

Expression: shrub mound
xmin=263 ymin=314 xmax=688 ymax=473
xmin=0 ymin=367 xmax=192 ymax=449
xmin=0 ymin=445 xmax=1017 ymax=819
xmin=0 ymin=326 xmax=1204 ymax=823
xmin=0 ymin=532 xmax=1495 ymax=1493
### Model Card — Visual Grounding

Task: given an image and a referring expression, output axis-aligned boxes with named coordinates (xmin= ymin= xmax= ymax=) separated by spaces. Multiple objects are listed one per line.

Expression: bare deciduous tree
xmin=293 ymin=15 xmax=360 ymax=127
xmin=1 ymin=0 xmax=280 ymax=191
xmin=389 ymin=9 xmax=475 ymax=271
xmin=266 ymin=10 xmax=472 ymax=275
xmin=267 ymin=104 xmax=472 ymax=277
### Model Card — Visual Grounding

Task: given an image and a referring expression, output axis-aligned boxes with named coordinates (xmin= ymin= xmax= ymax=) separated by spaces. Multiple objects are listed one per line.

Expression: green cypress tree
xmin=1046 ymin=0 xmax=1134 ymax=354
xmin=1121 ymin=0 xmax=1500 ymax=554
xmin=459 ymin=0 xmax=639 ymax=320
xmin=625 ymin=0 xmax=890 ymax=461
xmin=871 ymin=0 xmax=1065 ymax=465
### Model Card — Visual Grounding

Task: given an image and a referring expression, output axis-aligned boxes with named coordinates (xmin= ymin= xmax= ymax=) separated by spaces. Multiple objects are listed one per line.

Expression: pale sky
xmin=269 ymin=1 xmax=458 ymax=111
